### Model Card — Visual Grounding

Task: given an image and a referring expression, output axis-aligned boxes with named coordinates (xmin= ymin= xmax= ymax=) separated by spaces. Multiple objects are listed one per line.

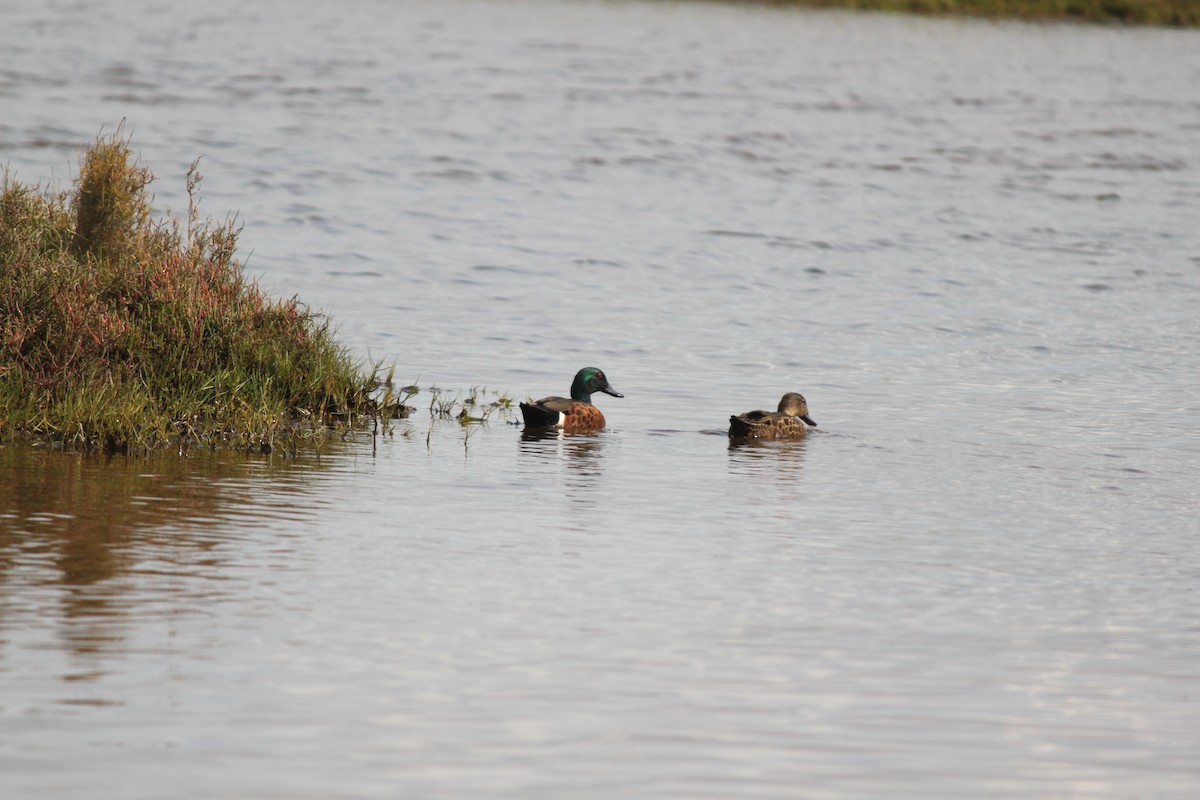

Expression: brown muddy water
xmin=2 ymin=0 xmax=1200 ymax=797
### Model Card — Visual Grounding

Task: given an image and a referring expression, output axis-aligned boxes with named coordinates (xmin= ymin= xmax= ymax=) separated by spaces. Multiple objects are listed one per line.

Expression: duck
xmin=520 ymin=367 xmax=623 ymax=430
xmin=728 ymin=392 xmax=817 ymax=440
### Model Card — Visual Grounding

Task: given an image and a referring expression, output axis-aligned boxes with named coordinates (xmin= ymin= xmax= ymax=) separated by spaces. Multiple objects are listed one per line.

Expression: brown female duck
xmin=728 ymin=392 xmax=817 ymax=440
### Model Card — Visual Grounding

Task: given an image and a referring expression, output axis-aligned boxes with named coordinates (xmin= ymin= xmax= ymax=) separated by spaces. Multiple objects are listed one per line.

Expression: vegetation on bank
xmin=1 ymin=129 xmax=395 ymax=453
xmin=743 ymin=0 xmax=1200 ymax=26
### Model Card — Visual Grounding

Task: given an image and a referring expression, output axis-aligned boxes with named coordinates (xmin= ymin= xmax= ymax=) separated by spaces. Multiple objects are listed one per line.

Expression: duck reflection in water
xmin=519 ymin=427 xmax=606 ymax=477
xmin=517 ymin=428 xmax=611 ymax=520
xmin=726 ymin=437 xmax=809 ymax=488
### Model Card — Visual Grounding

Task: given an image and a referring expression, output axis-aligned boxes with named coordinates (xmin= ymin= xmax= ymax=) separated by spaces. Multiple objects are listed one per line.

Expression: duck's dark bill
xmin=801 ymin=415 xmax=817 ymax=426
xmin=601 ymin=386 xmax=624 ymax=398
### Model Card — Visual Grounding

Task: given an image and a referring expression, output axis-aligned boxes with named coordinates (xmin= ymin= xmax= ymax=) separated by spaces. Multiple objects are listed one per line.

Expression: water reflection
xmin=519 ymin=428 xmax=607 ymax=473
xmin=726 ymin=436 xmax=809 ymax=483
xmin=519 ymin=427 xmax=606 ymax=463
xmin=0 ymin=445 xmax=329 ymax=665
xmin=517 ymin=429 xmax=608 ymax=515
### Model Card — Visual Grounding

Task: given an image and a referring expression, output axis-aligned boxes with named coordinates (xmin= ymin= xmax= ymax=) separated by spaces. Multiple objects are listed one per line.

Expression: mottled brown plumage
xmin=728 ymin=392 xmax=817 ymax=440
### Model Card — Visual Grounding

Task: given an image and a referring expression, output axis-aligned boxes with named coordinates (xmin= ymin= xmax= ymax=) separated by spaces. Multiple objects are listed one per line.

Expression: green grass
xmin=740 ymin=0 xmax=1200 ymax=25
xmin=1 ymin=127 xmax=392 ymax=452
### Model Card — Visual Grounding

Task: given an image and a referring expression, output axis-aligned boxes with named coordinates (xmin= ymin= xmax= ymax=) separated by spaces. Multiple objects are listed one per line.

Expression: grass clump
xmin=1 ymin=128 xmax=388 ymax=452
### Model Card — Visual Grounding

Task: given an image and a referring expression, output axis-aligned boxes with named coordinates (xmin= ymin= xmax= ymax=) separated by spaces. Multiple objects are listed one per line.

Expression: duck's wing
xmin=520 ymin=396 xmax=574 ymax=428
xmin=528 ymin=396 xmax=574 ymax=413
xmin=729 ymin=410 xmax=770 ymax=437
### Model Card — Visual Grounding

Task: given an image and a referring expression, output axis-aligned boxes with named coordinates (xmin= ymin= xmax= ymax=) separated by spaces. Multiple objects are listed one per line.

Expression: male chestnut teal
xmin=520 ymin=367 xmax=623 ymax=430
xmin=728 ymin=392 xmax=817 ymax=440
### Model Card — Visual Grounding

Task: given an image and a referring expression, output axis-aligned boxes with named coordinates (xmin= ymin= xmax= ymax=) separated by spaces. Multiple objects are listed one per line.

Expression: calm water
xmin=3 ymin=0 xmax=1200 ymax=797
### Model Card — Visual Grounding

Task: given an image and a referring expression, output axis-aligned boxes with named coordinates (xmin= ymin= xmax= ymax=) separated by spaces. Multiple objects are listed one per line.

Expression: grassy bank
xmin=744 ymin=0 xmax=1200 ymax=25
xmin=1 ymin=129 xmax=391 ymax=452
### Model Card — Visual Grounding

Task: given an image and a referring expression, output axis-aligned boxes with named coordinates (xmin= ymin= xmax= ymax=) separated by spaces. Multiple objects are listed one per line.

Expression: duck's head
xmin=778 ymin=392 xmax=816 ymax=427
xmin=571 ymin=367 xmax=623 ymax=403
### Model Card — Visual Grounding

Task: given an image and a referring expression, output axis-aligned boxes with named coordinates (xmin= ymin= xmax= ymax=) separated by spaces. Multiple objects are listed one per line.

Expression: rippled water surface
xmin=3 ymin=0 xmax=1200 ymax=797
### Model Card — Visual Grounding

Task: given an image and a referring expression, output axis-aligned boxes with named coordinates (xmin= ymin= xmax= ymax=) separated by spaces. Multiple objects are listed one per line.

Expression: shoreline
xmin=728 ymin=0 xmax=1200 ymax=26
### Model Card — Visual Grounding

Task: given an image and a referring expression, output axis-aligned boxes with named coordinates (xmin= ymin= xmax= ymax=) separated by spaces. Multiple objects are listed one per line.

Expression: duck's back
xmin=521 ymin=397 xmax=607 ymax=429
xmin=728 ymin=410 xmax=807 ymax=440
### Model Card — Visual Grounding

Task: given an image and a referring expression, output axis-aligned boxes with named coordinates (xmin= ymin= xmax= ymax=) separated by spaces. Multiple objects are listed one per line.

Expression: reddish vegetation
xmin=1 ymin=129 xmax=383 ymax=451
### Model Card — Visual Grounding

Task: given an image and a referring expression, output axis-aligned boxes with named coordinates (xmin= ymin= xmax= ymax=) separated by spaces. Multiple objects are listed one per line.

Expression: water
xmin=3 ymin=0 xmax=1200 ymax=796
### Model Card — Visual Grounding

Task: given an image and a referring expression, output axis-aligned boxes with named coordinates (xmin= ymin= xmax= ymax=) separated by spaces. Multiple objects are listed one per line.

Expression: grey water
xmin=2 ymin=0 xmax=1200 ymax=797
